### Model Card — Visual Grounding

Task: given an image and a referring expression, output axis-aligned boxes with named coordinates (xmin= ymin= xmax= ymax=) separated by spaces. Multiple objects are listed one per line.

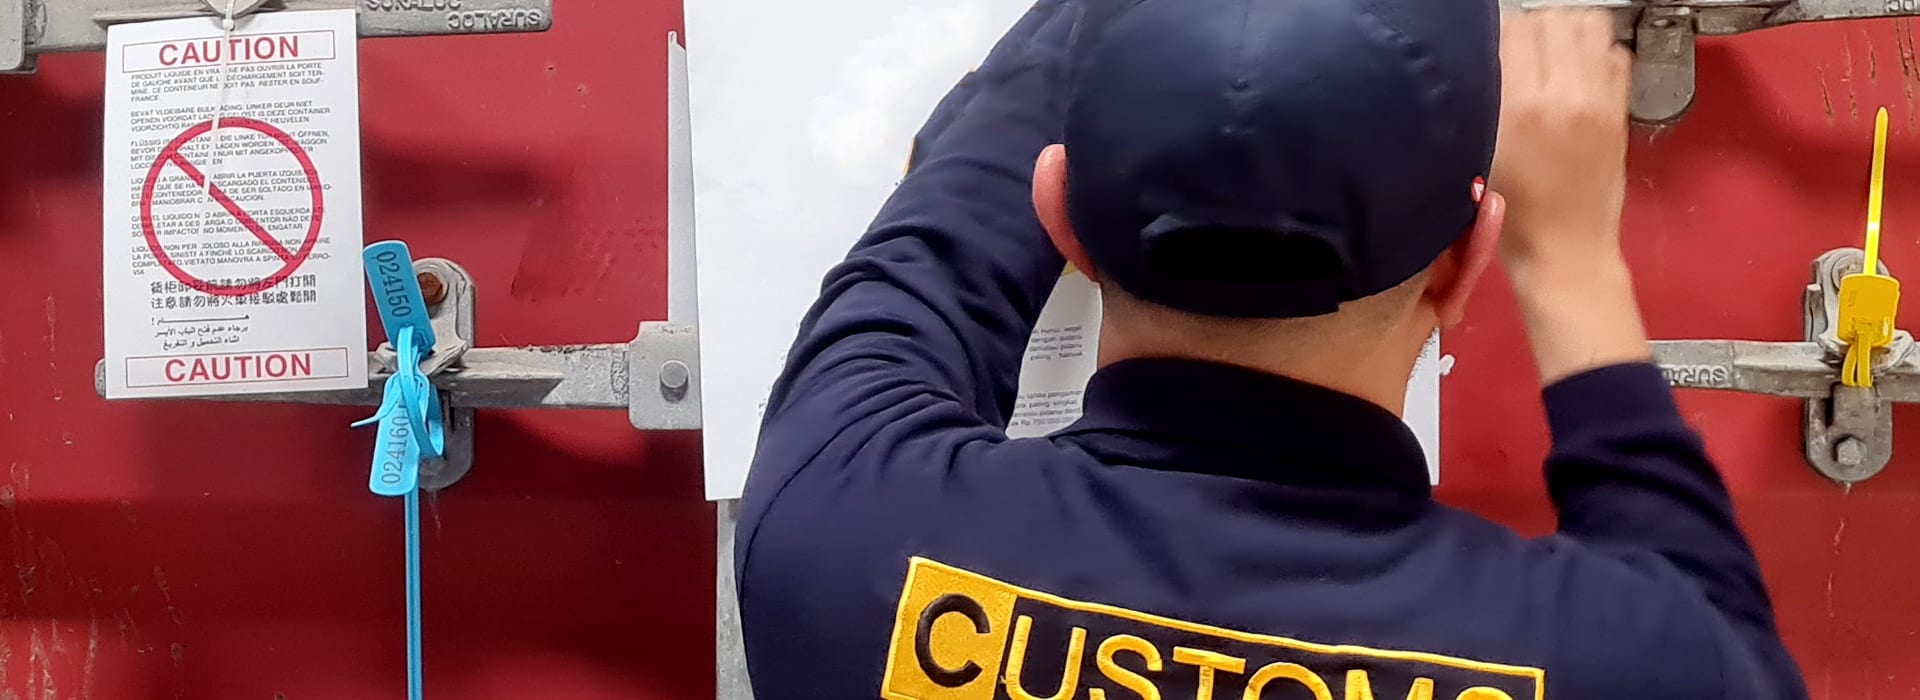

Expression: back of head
xmin=1063 ymin=0 xmax=1501 ymax=320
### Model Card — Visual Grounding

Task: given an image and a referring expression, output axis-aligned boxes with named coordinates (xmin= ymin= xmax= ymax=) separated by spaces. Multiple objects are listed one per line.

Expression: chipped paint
xmin=27 ymin=627 xmax=49 ymax=700
xmin=427 ymin=490 xmax=445 ymax=537
xmin=82 ymin=612 xmax=98 ymax=700
xmin=152 ymin=568 xmax=184 ymax=627
xmin=170 ymin=642 xmax=187 ymax=699
xmin=111 ymin=608 xmax=132 ymax=650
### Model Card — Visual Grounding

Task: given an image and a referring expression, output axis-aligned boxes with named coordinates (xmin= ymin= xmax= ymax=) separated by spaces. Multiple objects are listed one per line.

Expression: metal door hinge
xmin=1514 ymin=0 xmax=1920 ymax=123
xmin=1654 ymin=248 xmax=1911 ymax=483
xmin=4 ymin=0 xmax=551 ymax=74
xmin=93 ymin=258 xmax=702 ymax=490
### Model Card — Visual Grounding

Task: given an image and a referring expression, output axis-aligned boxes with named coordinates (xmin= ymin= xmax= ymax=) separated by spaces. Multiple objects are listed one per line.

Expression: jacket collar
xmin=1057 ymin=358 xmax=1432 ymax=500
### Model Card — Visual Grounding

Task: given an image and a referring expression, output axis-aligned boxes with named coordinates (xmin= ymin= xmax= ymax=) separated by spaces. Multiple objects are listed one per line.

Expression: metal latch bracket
xmin=1655 ymin=247 xmax=1913 ymax=483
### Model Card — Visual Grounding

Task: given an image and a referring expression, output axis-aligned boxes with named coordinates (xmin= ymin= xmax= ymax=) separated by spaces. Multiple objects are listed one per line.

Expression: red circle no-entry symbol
xmin=139 ymin=117 xmax=324 ymax=297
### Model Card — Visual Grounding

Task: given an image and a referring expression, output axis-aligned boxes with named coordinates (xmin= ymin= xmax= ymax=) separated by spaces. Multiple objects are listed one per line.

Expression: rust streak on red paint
xmin=1820 ymin=66 xmax=1837 ymax=125
xmin=1845 ymin=36 xmax=1862 ymax=122
xmin=1868 ymin=27 xmax=1880 ymax=83
xmin=1896 ymin=21 xmax=1920 ymax=132
xmin=39 ymin=298 xmax=53 ymax=365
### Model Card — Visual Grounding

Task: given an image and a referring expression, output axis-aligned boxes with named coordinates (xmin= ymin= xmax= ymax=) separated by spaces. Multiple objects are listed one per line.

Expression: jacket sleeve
xmin=1541 ymin=362 xmax=1808 ymax=698
xmin=736 ymin=0 xmax=1077 ymax=558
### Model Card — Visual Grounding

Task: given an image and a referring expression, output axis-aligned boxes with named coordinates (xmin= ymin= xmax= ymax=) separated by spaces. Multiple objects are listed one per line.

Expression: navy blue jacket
xmin=735 ymin=3 xmax=1809 ymax=698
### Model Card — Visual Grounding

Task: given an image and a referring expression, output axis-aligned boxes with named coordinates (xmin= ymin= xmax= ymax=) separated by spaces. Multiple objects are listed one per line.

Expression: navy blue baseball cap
xmin=1064 ymin=0 xmax=1501 ymax=318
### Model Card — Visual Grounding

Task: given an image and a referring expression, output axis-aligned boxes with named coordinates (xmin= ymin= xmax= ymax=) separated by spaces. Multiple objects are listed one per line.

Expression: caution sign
xmin=102 ymin=10 xmax=366 ymax=399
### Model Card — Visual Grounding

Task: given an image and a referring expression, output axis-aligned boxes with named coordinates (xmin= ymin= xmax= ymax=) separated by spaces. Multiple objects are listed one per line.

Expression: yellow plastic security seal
xmin=1839 ymin=107 xmax=1901 ymax=388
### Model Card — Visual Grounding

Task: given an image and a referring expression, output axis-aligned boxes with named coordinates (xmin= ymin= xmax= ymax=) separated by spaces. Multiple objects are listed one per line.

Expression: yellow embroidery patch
xmin=881 ymin=558 xmax=1544 ymax=700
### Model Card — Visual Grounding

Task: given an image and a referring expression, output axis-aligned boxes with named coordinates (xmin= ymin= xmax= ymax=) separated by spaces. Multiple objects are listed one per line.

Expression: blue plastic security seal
xmin=404 ymin=488 xmax=424 ymax=700
xmin=353 ymin=328 xmax=445 ymax=486
xmin=360 ymin=242 xmax=445 ymax=459
xmin=356 ymin=371 xmax=421 ymax=497
xmin=394 ymin=327 xmax=445 ymax=459
xmin=354 ymin=242 xmax=434 ymax=700
xmin=364 ymin=241 xmax=438 ymax=352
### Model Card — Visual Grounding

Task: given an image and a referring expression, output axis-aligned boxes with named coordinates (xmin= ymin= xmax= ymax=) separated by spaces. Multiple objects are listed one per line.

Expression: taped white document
xmin=687 ymin=0 xmax=1039 ymax=499
xmin=102 ymin=10 xmax=366 ymax=399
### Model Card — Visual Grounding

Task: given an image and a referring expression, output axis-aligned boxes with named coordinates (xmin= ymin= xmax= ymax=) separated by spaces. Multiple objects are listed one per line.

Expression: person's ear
xmin=1426 ymin=189 xmax=1505 ymax=328
xmin=1033 ymin=145 xmax=1100 ymax=281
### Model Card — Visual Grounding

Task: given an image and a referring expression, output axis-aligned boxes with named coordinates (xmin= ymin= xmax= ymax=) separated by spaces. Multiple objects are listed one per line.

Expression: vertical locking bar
xmin=1803 ymin=249 xmax=1899 ymax=483
xmin=1805 ymin=385 xmax=1892 ymax=483
xmin=1631 ymin=6 xmax=1698 ymax=124
xmin=1 ymin=0 xmax=27 ymax=73
xmin=413 ymin=258 xmax=477 ymax=492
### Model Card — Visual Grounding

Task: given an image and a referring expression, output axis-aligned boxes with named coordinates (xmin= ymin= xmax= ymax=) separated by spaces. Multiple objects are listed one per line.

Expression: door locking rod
xmin=1513 ymin=0 xmax=1920 ymax=123
xmin=91 ymin=259 xmax=702 ymax=491
xmin=4 ymin=0 xmax=552 ymax=74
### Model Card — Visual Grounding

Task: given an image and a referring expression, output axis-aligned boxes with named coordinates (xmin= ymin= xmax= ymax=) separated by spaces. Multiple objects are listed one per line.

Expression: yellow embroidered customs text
xmin=880 ymin=558 xmax=1544 ymax=700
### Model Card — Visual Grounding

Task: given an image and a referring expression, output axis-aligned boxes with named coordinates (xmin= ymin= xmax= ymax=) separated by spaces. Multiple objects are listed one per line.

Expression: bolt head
xmin=660 ymin=360 xmax=691 ymax=394
xmin=1836 ymin=437 xmax=1866 ymax=468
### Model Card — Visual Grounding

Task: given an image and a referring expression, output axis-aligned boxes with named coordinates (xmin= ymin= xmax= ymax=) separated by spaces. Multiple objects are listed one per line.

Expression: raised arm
xmin=1494 ymin=9 xmax=1805 ymax=698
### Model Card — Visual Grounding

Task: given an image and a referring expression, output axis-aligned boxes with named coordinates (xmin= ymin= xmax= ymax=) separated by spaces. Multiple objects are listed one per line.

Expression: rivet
xmin=418 ymin=272 xmax=448 ymax=307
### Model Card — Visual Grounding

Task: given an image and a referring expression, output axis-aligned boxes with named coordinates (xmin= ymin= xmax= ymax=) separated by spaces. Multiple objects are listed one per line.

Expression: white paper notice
xmin=103 ymin=10 xmax=366 ymax=399
xmin=1406 ymin=332 xmax=1448 ymax=484
xmin=1006 ymin=271 xmax=1103 ymax=438
xmin=688 ymin=0 xmax=1039 ymax=500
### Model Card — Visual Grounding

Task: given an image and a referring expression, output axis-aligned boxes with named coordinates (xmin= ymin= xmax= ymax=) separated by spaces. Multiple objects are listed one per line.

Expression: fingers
xmin=1499 ymin=14 xmax=1536 ymax=99
xmin=1605 ymin=42 xmax=1634 ymax=109
xmin=1502 ymin=8 xmax=1630 ymax=122
xmin=1536 ymin=9 xmax=1619 ymax=94
xmin=1500 ymin=10 xmax=1546 ymax=95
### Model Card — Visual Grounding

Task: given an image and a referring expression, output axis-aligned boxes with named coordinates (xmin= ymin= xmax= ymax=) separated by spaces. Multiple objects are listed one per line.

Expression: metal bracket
xmin=1517 ymin=0 xmax=1920 ymax=123
xmin=93 ymin=258 xmax=702 ymax=490
xmin=1631 ymin=6 xmax=1698 ymax=124
xmin=4 ymin=0 xmax=553 ymax=74
xmin=1653 ymin=247 xmax=1912 ymax=483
